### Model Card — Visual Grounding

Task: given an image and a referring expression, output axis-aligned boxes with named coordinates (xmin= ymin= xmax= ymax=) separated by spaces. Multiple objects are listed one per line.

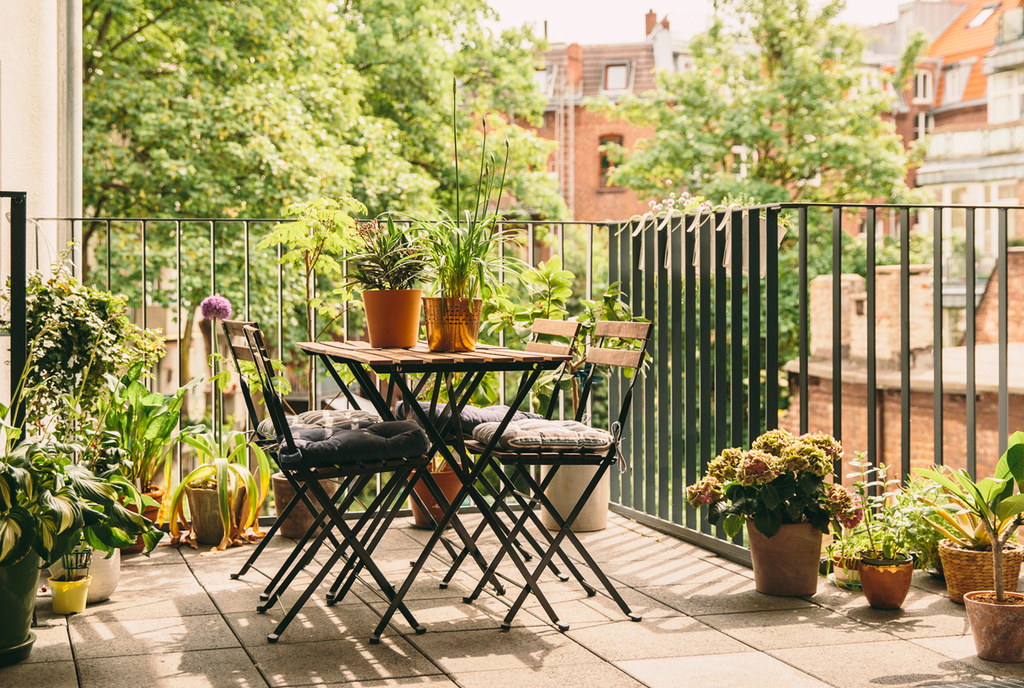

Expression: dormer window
xmin=943 ymin=61 xmax=973 ymax=105
xmin=989 ymin=69 xmax=1024 ymax=123
xmin=602 ymin=62 xmax=631 ymax=94
xmin=914 ymin=71 xmax=932 ymax=103
xmin=967 ymin=3 xmax=999 ymax=28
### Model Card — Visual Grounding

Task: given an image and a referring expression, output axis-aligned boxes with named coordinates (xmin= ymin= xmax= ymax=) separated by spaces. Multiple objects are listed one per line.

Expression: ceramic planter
xmin=423 ymin=297 xmax=482 ymax=352
xmin=964 ymin=591 xmax=1024 ymax=662
xmin=0 ymin=553 xmax=41 ymax=666
xmin=746 ymin=519 xmax=822 ymax=597
xmin=49 ymin=576 xmax=91 ymax=615
xmin=540 ymin=464 xmax=609 ymax=532
xmin=859 ymin=555 xmax=914 ymax=609
xmin=362 ymin=289 xmax=422 ymax=348
xmin=831 ymin=556 xmax=861 ymax=586
xmin=271 ymin=472 xmax=341 ymax=539
xmin=48 ymin=548 xmax=119 ymax=604
xmin=411 ymin=469 xmax=463 ymax=528
xmin=185 ymin=485 xmax=245 ymax=546
xmin=122 ymin=485 xmax=165 ymax=554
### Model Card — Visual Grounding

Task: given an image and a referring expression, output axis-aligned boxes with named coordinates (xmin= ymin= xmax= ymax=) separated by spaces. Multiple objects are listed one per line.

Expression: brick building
xmin=530 ymin=12 xmax=690 ymax=222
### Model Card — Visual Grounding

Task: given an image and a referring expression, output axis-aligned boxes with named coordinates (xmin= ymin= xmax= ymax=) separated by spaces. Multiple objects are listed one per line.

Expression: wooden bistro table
xmin=297 ymin=340 xmax=572 ymax=642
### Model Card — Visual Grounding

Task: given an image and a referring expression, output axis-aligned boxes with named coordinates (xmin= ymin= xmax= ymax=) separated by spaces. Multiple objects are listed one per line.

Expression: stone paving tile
xmin=226 ymin=604 xmax=397 ymax=645
xmin=316 ymin=679 xmax=458 ymax=688
xmin=249 ymin=636 xmax=441 ymax=687
xmin=115 ymin=562 xmax=198 ymax=591
xmin=19 ymin=624 xmax=73 ymax=663
xmin=616 ymin=652 xmax=830 ymax=688
xmin=369 ymin=595 xmax=546 ymax=633
xmin=603 ymin=555 xmax=752 ymax=588
xmin=568 ymin=614 xmax=749 ymax=661
xmin=824 ymin=587 xmax=973 ymax=640
xmin=75 ymin=585 xmax=219 ymax=620
xmin=0 ymin=659 xmax=78 ymax=688
xmin=409 ymin=626 xmax=603 ymax=673
xmin=910 ymin=635 xmax=1024 ymax=679
xmin=120 ymin=545 xmax=186 ymax=566
xmin=77 ymin=648 xmax=268 ymax=688
xmin=638 ymin=579 xmax=816 ymax=616
xmin=452 ymin=662 xmax=646 ymax=688
xmin=768 ymin=639 xmax=985 ymax=688
xmin=700 ymin=606 xmax=896 ymax=649
xmin=69 ymin=612 xmax=241 ymax=659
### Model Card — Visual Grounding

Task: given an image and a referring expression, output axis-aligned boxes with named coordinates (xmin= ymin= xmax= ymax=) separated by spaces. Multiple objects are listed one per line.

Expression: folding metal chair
xmin=461 ymin=320 xmax=653 ymax=631
xmin=236 ymin=324 xmax=431 ymax=642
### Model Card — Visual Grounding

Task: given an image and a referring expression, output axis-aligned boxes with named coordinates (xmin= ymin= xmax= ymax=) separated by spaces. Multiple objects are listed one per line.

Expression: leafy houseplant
xmin=686 ymin=429 xmax=853 ymax=596
xmin=165 ymin=430 xmax=271 ymax=552
xmin=349 ymin=216 xmax=430 ymax=348
xmin=916 ymin=433 xmax=1024 ymax=662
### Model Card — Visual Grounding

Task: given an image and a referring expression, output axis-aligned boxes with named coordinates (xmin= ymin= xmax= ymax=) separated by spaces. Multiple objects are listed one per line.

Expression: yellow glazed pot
xmin=48 ymin=576 xmax=91 ymax=615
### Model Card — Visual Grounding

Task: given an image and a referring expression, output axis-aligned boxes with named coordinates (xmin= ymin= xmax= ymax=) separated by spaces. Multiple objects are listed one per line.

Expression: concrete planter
xmin=271 ymin=473 xmax=341 ymax=539
xmin=540 ymin=465 xmax=609 ymax=532
xmin=964 ymin=591 xmax=1024 ymax=663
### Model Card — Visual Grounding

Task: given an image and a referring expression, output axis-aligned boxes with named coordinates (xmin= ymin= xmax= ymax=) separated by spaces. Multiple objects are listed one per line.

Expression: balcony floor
xmin=6 ymin=513 xmax=1024 ymax=688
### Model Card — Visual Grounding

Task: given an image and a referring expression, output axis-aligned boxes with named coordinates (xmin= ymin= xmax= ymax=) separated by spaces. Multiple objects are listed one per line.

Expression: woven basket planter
xmin=938 ymin=539 xmax=1023 ymax=604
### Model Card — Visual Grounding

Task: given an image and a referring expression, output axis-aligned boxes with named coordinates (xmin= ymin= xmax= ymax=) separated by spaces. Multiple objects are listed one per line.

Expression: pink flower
xmin=736 ymin=450 xmax=780 ymax=486
xmin=200 ymin=295 xmax=233 ymax=321
xmin=686 ymin=476 xmax=723 ymax=508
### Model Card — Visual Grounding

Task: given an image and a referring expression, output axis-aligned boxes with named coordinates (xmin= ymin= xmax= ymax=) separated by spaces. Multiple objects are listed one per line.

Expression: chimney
xmin=661 ymin=17 xmax=670 ymax=31
xmin=566 ymin=43 xmax=583 ymax=91
xmin=646 ymin=10 xmax=658 ymax=36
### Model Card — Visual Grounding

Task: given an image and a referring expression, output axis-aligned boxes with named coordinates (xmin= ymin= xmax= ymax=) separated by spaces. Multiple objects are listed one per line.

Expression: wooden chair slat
xmin=531 ymin=319 xmax=582 ymax=338
xmin=586 ymin=346 xmax=643 ymax=369
xmin=525 ymin=341 xmax=572 ymax=356
xmin=594 ymin=320 xmax=652 ymax=340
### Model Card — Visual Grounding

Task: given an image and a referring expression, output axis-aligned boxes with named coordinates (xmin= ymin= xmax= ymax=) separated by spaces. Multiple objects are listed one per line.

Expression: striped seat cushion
xmin=257 ymin=409 xmax=381 ymax=440
xmin=472 ymin=419 xmax=613 ymax=451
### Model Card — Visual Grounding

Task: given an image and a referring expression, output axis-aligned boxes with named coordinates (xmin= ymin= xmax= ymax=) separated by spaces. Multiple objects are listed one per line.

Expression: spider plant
xmin=165 ymin=430 xmax=271 ymax=552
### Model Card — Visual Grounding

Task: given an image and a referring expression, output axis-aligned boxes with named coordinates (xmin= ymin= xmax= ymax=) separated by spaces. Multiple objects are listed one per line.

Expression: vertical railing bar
xmin=798 ymin=207 xmax=808 ymax=434
xmin=900 ymin=207 xmax=911 ymax=482
xmin=586 ymin=224 xmax=595 ymax=424
xmin=657 ymin=218 xmax=670 ymax=521
xmin=498 ymin=229 xmax=506 ymax=407
xmin=9 ymin=193 xmax=27 ymax=429
xmin=210 ymin=221 xmax=220 ymax=442
xmin=620 ymin=223 xmax=632 ymax=505
xmin=765 ymin=208 xmax=779 ymax=430
xmin=141 ymin=220 xmax=148 ymax=334
xmin=966 ymin=208 xmax=977 ymax=478
xmin=643 ymin=217 xmax=656 ymax=515
xmin=684 ymin=214 xmax=698 ymax=530
xmin=244 ymin=221 xmax=251 ymax=320
xmin=608 ymin=224 xmax=621 ymax=505
xmin=105 ymin=220 xmax=112 ymax=292
xmin=696 ymin=214 xmax=714 ymax=538
xmin=632 ymin=227 xmax=644 ymax=510
xmin=933 ymin=208 xmax=944 ymax=467
xmin=175 ymin=220 xmax=183 ymax=484
xmin=748 ymin=209 xmax=761 ymax=445
xmin=671 ymin=217 xmax=684 ymax=526
xmin=998 ymin=208 xmax=1009 ymax=457
xmin=831 ymin=207 xmax=842 ymax=445
xmin=277 ymin=234 xmax=284 ymax=368
xmin=731 ymin=210 xmax=744 ymax=451
xmin=715 ymin=213 xmax=728 ymax=455
xmin=867 ymin=210 xmax=877 ymax=474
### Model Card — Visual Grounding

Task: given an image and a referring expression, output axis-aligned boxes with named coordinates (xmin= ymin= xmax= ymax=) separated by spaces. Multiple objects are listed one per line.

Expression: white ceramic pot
xmin=540 ymin=464 xmax=609 ymax=532
xmin=48 ymin=549 xmax=120 ymax=604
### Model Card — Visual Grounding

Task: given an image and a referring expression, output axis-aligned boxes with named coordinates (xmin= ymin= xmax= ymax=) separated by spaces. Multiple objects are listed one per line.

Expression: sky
xmin=485 ymin=0 xmax=907 ymax=44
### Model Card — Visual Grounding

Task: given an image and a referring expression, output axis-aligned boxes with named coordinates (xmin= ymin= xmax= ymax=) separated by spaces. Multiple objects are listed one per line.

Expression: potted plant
xmin=48 ymin=546 xmax=92 ymax=615
xmin=348 ymin=216 xmax=430 ymax=348
xmin=897 ymin=474 xmax=947 ymax=577
xmin=825 ymin=497 xmax=866 ymax=588
xmin=915 ymin=434 xmax=1024 ymax=663
xmin=165 ymin=430 xmax=271 ymax=552
xmin=686 ymin=430 xmax=855 ymax=597
xmin=914 ymin=460 xmax=1024 ymax=605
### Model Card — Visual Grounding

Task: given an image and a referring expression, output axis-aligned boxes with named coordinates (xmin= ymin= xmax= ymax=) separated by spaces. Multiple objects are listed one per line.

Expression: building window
xmin=914 ymin=112 xmax=932 ymax=140
xmin=989 ymin=69 xmax=1024 ymax=123
xmin=599 ymin=135 xmax=623 ymax=187
xmin=914 ymin=71 xmax=932 ymax=103
xmin=602 ymin=63 xmax=630 ymax=93
xmin=943 ymin=62 xmax=972 ymax=105
xmin=966 ymin=3 xmax=999 ymax=28
xmin=534 ymin=64 xmax=556 ymax=98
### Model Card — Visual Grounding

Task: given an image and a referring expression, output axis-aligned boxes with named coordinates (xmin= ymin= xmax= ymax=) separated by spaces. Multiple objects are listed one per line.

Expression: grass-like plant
xmin=347 ymin=216 xmax=430 ymax=291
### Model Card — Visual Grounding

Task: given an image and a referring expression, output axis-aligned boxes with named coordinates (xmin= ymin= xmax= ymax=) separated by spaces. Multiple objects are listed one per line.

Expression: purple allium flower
xmin=200 ymin=294 xmax=232 ymax=321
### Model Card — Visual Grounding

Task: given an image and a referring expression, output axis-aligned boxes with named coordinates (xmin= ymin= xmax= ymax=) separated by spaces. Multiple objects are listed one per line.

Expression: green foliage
xmin=2 ymin=262 xmax=164 ymax=429
xmin=166 ymin=430 xmax=271 ymax=551
xmin=348 ymin=216 xmax=430 ymax=292
xmin=595 ymin=0 xmax=927 ymax=205
xmin=896 ymin=475 xmax=947 ymax=572
xmin=915 ymin=432 xmax=1024 ymax=602
xmin=848 ymin=455 xmax=913 ymax=561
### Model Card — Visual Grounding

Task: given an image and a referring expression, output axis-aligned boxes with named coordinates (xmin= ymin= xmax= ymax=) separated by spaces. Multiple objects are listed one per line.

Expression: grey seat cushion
xmin=281 ymin=420 xmax=428 ymax=469
xmin=404 ymin=402 xmax=542 ymax=431
xmin=472 ymin=419 xmax=613 ymax=451
xmin=257 ymin=409 xmax=381 ymax=440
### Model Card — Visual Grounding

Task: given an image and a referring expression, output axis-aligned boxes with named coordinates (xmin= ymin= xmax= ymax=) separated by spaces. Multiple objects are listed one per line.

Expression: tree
xmin=596 ymin=0 xmax=927 ymax=206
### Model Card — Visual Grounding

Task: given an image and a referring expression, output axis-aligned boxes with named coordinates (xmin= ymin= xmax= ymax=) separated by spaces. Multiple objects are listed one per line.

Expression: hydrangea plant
xmin=686 ymin=429 xmax=857 ymax=539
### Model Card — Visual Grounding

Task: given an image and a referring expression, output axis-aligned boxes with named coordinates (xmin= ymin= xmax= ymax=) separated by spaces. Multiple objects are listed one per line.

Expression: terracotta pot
xmin=423 ymin=297 xmax=482 ymax=352
xmin=411 ymin=469 xmax=463 ymax=528
xmin=271 ymin=472 xmax=342 ymax=539
xmin=362 ymin=289 xmax=422 ymax=348
xmin=185 ymin=485 xmax=245 ymax=546
xmin=541 ymin=464 xmax=609 ymax=532
xmin=859 ymin=556 xmax=914 ymax=610
xmin=746 ymin=519 xmax=822 ymax=597
xmin=122 ymin=486 xmax=165 ymax=554
xmin=964 ymin=591 xmax=1024 ymax=663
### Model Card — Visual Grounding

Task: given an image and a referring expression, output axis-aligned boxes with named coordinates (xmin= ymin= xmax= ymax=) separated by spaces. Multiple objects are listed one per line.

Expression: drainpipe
xmin=58 ymin=0 xmax=83 ymax=274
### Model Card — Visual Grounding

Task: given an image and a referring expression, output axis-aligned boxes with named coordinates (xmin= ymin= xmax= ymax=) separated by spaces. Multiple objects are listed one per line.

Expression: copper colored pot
xmin=859 ymin=556 xmax=913 ymax=610
xmin=423 ymin=297 xmax=482 ymax=352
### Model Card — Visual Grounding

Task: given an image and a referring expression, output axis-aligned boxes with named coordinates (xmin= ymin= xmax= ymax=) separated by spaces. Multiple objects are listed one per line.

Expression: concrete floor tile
xmin=78 ymin=586 xmax=218 ymax=620
xmin=409 ymin=626 xmax=602 ymax=673
xmin=120 ymin=545 xmax=186 ymax=566
xmin=768 ymin=639 xmax=985 ymax=688
xmin=369 ymin=595 xmax=544 ymax=633
xmin=78 ymin=648 xmax=267 ymax=688
xmin=317 ymin=679 xmax=457 ymax=688
xmin=603 ymin=556 xmax=752 ymax=588
xmin=638 ymin=579 xmax=815 ymax=616
xmin=249 ymin=636 xmax=440 ymax=686
xmin=617 ymin=652 xmax=829 ymax=688
xmin=700 ymin=607 xmax=895 ymax=649
xmin=568 ymin=615 xmax=749 ymax=661
xmin=834 ymin=589 xmax=973 ymax=640
xmin=911 ymin=635 xmax=1024 ymax=679
xmin=452 ymin=662 xmax=646 ymax=688
xmin=69 ymin=613 xmax=240 ymax=658
xmin=19 ymin=624 xmax=72 ymax=663
xmin=115 ymin=562 xmax=197 ymax=591
xmin=0 ymin=659 xmax=78 ymax=688
xmin=226 ymin=605 xmax=397 ymax=645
